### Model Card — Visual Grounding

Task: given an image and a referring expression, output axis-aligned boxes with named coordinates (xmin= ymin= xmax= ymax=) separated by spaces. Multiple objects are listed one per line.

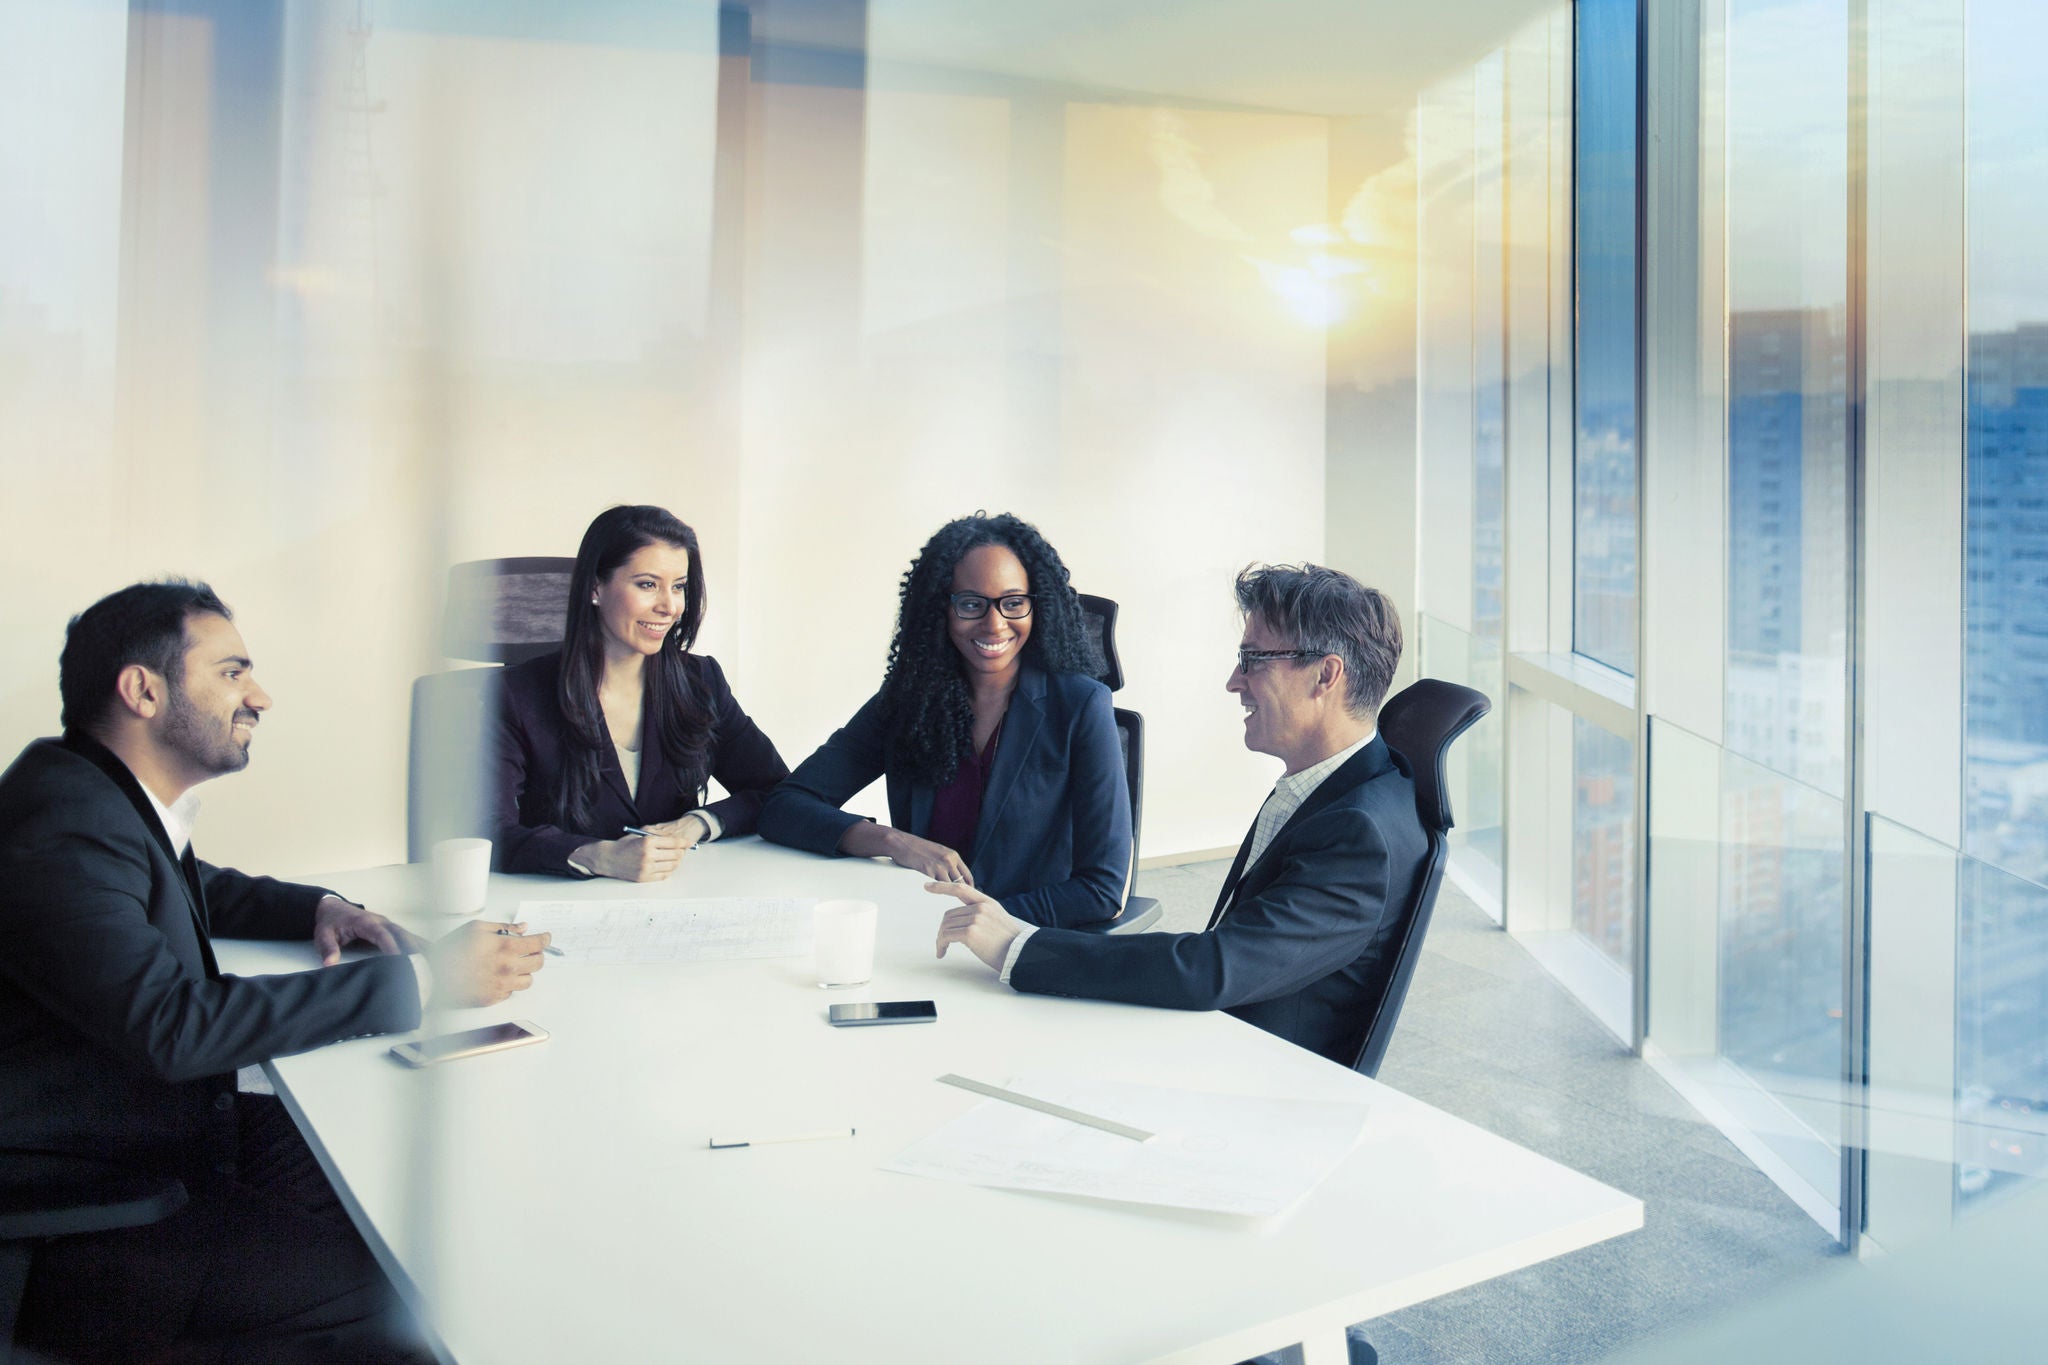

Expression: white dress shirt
xmin=142 ymin=781 xmax=434 ymax=1006
xmin=1240 ymin=727 xmax=1378 ymax=879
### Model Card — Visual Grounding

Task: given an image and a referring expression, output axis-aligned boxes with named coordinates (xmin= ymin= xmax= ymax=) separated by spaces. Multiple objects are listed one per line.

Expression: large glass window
xmin=1571 ymin=0 xmax=1638 ymax=676
xmin=1960 ymin=0 xmax=2048 ymax=1211
xmin=1720 ymin=0 xmax=1849 ymax=1120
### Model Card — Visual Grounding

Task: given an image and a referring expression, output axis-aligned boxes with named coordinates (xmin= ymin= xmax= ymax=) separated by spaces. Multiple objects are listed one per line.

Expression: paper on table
xmin=883 ymin=1073 xmax=1371 ymax=1218
xmin=514 ymin=898 xmax=813 ymax=965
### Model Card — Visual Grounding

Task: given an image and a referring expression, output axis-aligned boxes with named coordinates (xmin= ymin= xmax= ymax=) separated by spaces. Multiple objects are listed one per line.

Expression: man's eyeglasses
xmin=1235 ymin=647 xmax=1327 ymax=674
xmin=950 ymin=593 xmax=1035 ymax=621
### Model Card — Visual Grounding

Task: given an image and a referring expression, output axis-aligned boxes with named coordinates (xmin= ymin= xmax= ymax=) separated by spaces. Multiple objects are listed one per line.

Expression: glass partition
xmin=1868 ymin=813 xmax=2048 ymax=1235
xmin=1506 ymin=690 xmax=1632 ymax=1042
xmin=1648 ymin=715 xmax=1846 ymax=1231
xmin=1956 ymin=854 xmax=2048 ymax=1208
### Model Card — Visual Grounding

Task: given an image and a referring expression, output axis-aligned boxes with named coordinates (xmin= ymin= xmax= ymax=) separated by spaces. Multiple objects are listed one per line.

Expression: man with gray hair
xmin=930 ymin=563 xmax=1430 ymax=1064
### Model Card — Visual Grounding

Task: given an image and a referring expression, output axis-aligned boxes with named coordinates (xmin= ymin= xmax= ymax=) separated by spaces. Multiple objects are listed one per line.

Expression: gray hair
xmin=1234 ymin=563 xmax=1402 ymax=718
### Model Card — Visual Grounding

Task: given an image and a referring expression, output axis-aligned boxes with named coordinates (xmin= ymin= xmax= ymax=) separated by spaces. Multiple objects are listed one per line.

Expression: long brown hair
xmin=553 ymin=505 xmax=713 ymax=831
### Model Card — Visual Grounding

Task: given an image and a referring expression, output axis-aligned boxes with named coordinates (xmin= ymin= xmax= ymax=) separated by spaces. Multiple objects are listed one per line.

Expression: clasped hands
xmin=574 ymin=814 xmax=710 ymax=883
xmin=313 ymin=895 xmax=549 ymax=1008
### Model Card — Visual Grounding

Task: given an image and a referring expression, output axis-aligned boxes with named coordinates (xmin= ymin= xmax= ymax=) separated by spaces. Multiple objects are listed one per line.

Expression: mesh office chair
xmin=407 ymin=558 xmax=576 ymax=862
xmin=1344 ymin=677 xmax=1491 ymax=1077
xmin=1073 ymin=594 xmax=1161 ymax=935
xmin=2 ymin=1154 xmax=187 ymax=1361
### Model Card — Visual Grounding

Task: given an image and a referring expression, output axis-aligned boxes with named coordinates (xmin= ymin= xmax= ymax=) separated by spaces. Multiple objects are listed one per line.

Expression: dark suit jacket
xmin=0 ymin=733 xmax=421 ymax=1184
xmin=491 ymin=650 xmax=789 ymax=875
xmin=1010 ymin=734 xmax=1428 ymax=1064
xmin=759 ymin=665 xmax=1132 ymax=929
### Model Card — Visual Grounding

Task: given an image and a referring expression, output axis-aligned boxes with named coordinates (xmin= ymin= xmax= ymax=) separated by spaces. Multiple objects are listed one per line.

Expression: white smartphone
xmin=390 ymin=1020 xmax=549 ymax=1067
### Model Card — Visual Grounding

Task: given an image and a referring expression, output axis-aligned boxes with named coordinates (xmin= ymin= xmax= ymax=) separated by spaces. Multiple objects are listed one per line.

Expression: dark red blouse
xmin=927 ymin=718 xmax=1003 ymax=856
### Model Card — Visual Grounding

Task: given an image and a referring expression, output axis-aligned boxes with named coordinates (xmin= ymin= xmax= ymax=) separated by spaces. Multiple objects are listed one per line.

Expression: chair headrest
xmin=1076 ymin=593 xmax=1123 ymax=692
xmin=1376 ymin=678 xmax=1492 ymax=832
xmin=442 ymin=557 xmax=577 ymax=664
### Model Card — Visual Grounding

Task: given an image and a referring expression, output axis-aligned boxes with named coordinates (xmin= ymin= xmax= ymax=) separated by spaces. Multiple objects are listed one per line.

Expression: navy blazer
xmin=759 ymin=665 xmax=1132 ymax=929
xmin=1010 ymin=734 xmax=1429 ymax=1064
xmin=0 ymin=733 xmax=421 ymax=1184
xmin=491 ymin=650 xmax=789 ymax=875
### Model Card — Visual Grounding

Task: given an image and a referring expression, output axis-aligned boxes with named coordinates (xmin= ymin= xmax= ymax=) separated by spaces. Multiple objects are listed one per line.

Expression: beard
xmin=161 ymin=682 xmax=255 ymax=776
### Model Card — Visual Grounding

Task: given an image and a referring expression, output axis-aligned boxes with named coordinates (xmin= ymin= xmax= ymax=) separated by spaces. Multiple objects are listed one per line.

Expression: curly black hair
xmin=878 ymin=512 xmax=1104 ymax=787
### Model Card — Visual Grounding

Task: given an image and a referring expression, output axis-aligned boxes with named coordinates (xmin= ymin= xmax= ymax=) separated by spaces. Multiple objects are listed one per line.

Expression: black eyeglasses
xmin=950 ymin=593 xmax=1035 ymax=621
xmin=1235 ymin=647 xmax=1327 ymax=674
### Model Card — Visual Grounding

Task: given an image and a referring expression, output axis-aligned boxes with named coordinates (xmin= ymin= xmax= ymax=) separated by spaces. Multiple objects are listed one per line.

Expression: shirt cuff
xmin=687 ymin=809 xmax=723 ymax=842
xmin=409 ymin=953 xmax=434 ymax=1010
xmin=998 ymin=925 xmax=1038 ymax=986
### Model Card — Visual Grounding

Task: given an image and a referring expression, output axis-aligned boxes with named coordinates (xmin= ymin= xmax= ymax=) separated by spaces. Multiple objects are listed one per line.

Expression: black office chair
xmin=1072 ymin=594 xmax=1161 ymax=935
xmin=440 ymin=556 xmax=577 ymax=666
xmin=1345 ymin=677 xmax=1491 ymax=1078
xmin=2 ymin=1153 xmax=187 ymax=1361
xmin=407 ymin=558 xmax=576 ymax=861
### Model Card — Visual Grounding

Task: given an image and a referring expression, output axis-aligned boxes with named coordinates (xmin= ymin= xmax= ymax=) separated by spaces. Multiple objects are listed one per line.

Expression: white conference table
xmin=215 ymin=838 xmax=1640 ymax=1365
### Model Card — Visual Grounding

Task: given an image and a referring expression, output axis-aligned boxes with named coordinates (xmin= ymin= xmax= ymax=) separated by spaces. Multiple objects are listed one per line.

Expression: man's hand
xmin=928 ymin=882 xmax=1024 ymax=971
xmin=889 ymin=831 xmax=973 ymax=886
xmin=425 ymin=920 xmax=550 ymax=1008
xmin=313 ymin=895 xmax=425 ymax=966
xmin=573 ymin=830 xmax=688 ymax=882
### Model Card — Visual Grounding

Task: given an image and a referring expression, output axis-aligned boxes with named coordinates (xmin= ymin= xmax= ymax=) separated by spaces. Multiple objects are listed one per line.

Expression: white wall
xmin=1 ymin=8 xmax=1364 ymax=875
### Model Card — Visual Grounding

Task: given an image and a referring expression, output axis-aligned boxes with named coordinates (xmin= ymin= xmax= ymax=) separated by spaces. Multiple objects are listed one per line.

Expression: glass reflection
xmin=1962 ymin=0 xmax=2048 ymax=1210
xmin=1716 ymin=0 xmax=1849 ymax=1214
xmin=1571 ymin=717 xmax=1633 ymax=971
xmin=1717 ymin=759 xmax=1844 ymax=1084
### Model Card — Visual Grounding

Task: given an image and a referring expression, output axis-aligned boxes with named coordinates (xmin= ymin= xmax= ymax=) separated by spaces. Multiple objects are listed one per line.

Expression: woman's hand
xmin=882 ymin=829 xmax=973 ymax=885
xmin=572 ymin=831 xmax=687 ymax=882
xmin=638 ymin=814 xmax=710 ymax=851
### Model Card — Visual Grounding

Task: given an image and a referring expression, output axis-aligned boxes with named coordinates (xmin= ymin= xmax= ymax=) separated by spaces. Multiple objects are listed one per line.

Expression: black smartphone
xmin=827 ymin=1001 xmax=937 ymax=1027
xmin=390 ymin=1020 xmax=549 ymax=1067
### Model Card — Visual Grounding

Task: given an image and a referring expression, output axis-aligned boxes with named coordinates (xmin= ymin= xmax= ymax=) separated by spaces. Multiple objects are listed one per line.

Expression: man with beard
xmin=0 ymin=580 xmax=547 ymax=1362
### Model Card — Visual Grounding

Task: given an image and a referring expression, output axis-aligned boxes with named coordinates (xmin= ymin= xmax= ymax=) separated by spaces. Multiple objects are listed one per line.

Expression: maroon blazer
xmin=490 ymin=651 xmax=788 ymax=875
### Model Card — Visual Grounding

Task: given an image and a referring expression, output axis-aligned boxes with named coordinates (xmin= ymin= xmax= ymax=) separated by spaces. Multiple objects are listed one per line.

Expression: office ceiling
xmin=863 ymin=0 xmax=1567 ymax=118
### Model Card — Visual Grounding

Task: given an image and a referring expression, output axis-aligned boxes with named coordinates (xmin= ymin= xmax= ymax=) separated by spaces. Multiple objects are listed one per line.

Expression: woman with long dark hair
xmin=490 ymin=505 xmax=788 ymax=879
xmin=760 ymin=512 xmax=1131 ymax=928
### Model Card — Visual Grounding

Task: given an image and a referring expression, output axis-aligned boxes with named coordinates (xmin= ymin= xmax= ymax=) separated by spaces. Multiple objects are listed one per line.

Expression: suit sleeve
xmin=488 ymin=672 xmax=593 ymax=876
xmin=199 ymin=863 xmax=333 ymax=941
xmin=692 ymin=656 xmax=790 ymax=838
xmin=0 ymin=825 xmax=420 ymax=1085
xmin=1010 ymin=802 xmax=1394 ymax=1010
xmin=757 ymin=689 xmax=890 ymax=856
xmin=995 ymin=685 xmax=1131 ymax=929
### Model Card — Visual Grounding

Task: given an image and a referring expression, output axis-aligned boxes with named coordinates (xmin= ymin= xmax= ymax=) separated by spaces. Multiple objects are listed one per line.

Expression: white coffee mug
xmin=813 ymin=899 xmax=878 ymax=988
xmin=430 ymin=837 xmax=492 ymax=916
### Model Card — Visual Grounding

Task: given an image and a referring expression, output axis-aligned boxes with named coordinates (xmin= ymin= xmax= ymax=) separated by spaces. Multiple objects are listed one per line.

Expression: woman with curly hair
xmin=490 ymin=505 xmax=789 ymax=880
xmin=760 ymin=513 xmax=1132 ymax=928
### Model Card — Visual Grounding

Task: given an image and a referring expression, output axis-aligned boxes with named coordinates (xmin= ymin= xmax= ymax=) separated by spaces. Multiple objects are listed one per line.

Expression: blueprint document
xmin=512 ymin=898 xmax=814 ymax=965
xmin=883 ymin=1073 xmax=1371 ymax=1217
